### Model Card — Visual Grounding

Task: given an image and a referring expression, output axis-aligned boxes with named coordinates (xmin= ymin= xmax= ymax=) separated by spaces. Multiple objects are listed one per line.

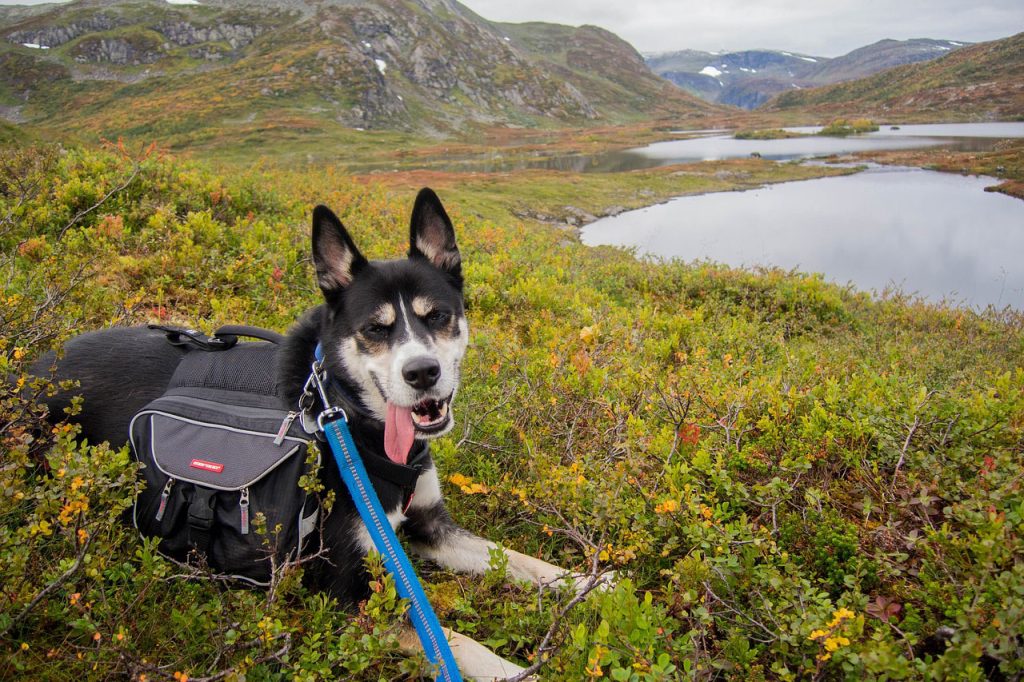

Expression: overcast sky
xmin=2 ymin=0 xmax=1021 ymax=57
xmin=460 ymin=0 xmax=1024 ymax=56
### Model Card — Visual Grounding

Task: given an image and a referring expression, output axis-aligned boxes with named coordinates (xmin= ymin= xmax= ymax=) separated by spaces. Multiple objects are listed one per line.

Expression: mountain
xmin=801 ymin=38 xmax=968 ymax=84
xmin=646 ymin=39 xmax=968 ymax=109
xmin=645 ymin=48 xmax=820 ymax=109
xmin=0 ymin=0 xmax=720 ymax=151
xmin=496 ymin=22 xmax=698 ymax=122
xmin=764 ymin=32 xmax=1024 ymax=120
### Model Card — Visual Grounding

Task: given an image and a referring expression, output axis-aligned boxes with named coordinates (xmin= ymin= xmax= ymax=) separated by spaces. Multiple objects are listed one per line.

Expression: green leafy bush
xmin=2 ymin=142 xmax=1023 ymax=679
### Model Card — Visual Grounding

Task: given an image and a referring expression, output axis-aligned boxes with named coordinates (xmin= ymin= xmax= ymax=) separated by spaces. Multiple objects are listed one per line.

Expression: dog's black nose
xmin=402 ymin=357 xmax=441 ymax=390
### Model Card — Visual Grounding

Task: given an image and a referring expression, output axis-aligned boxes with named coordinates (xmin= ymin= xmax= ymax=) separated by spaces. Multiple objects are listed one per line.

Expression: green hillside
xmin=3 ymin=141 xmax=1023 ymax=680
xmin=498 ymin=21 xmax=703 ymax=121
xmin=0 ymin=0 xmax=722 ymax=156
xmin=766 ymin=32 xmax=1024 ymax=121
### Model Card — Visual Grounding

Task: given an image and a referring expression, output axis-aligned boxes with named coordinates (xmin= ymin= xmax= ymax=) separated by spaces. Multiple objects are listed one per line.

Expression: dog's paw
xmin=556 ymin=569 xmax=618 ymax=596
xmin=445 ymin=628 xmax=532 ymax=681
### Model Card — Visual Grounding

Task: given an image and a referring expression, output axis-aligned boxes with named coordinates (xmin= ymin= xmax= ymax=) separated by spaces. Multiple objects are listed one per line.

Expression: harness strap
xmin=187 ymin=487 xmax=216 ymax=553
xmin=322 ymin=416 xmax=461 ymax=682
xmin=363 ymin=443 xmax=428 ymax=513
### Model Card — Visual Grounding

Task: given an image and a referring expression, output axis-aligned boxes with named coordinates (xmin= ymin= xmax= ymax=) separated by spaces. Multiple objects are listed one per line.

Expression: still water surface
xmin=581 ymin=166 xmax=1024 ymax=309
xmin=611 ymin=122 xmax=1024 ymax=170
xmin=350 ymin=123 xmax=1024 ymax=174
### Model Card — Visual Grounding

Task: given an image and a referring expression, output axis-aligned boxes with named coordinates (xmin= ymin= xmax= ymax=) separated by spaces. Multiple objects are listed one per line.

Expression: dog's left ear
xmin=409 ymin=188 xmax=462 ymax=288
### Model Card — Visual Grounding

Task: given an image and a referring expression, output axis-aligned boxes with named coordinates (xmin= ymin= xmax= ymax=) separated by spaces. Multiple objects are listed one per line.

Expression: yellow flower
xmin=809 ymin=628 xmax=828 ymax=641
xmin=59 ymin=498 xmax=89 ymax=525
xmin=654 ymin=500 xmax=680 ymax=514
xmin=700 ymin=504 xmax=714 ymax=519
xmin=827 ymin=607 xmax=855 ymax=628
xmin=824 ymin=635 xmax=850 ymax=652
xmin=579 ymin=325 xmax=598 ymax=345
xmin=448 ymin=473 xmax=472 ymax=487
xmin=448 ymin=473 xmax=488 ymax=494
xmin=20 ymin=642 xmax=29 ymax=651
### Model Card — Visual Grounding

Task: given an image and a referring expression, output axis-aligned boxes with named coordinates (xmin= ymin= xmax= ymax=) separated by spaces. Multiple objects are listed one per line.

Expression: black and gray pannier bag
xmin=129 ymin=329 xmax=320 ymax=586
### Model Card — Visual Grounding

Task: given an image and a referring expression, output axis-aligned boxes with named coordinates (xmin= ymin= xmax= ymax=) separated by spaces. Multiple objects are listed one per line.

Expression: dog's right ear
xmin=312 ymin=205 xmax=367 ymax=296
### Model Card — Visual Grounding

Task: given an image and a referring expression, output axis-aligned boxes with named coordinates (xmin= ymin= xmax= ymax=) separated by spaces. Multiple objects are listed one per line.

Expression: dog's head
xmin=311 ymin=188 xmax=467 ymax=463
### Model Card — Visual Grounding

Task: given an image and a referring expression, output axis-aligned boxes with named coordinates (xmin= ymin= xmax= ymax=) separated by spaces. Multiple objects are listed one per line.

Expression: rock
xmin=153 ymin=21 xmax=264 ymax=49
xmin=6 ymin=15 xmax=117 ymax=48
xmin=71 ymin=37 xmax=163 ymax=65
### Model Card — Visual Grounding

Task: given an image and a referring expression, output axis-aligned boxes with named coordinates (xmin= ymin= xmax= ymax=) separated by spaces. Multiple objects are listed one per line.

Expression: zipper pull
xmin=239 ymin=487 xmax=250 ymax=535
xmin=155 ymin=478 xmax=174 ymax=522
xmin=274 ymin=411 xmax=298 ymax=445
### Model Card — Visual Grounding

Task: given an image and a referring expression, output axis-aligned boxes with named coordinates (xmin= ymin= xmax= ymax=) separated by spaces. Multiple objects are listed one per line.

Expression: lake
xmin=609 ymin=122 xmax=1024 ymax=170
xmin=349 ymin=122 xmax=1024 ymax=174
xmin=580 ymin=166 xmax=1024 ymax=309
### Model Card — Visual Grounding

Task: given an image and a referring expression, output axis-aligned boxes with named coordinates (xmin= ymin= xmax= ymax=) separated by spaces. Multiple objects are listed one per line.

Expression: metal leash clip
xmin=305 ymin=359 xmax=347 ymax=433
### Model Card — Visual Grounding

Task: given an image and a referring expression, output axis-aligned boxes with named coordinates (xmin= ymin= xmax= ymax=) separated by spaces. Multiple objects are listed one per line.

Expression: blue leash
xmin=310 ymin=344 xmax=462 ymax=681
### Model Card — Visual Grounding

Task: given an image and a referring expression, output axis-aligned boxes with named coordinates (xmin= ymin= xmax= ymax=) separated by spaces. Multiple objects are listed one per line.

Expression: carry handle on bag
xmin=147 ymin=324 xmax=285 ymax=350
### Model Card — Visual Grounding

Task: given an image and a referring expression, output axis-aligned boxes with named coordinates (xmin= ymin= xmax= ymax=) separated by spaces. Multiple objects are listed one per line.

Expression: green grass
xmin=2 ymin=142 xmax=1023 ymax=680
xmin=734 ymin=128 xmax=804 ymax=140
xmin=818 ymin=118 xmax=880 ymax=137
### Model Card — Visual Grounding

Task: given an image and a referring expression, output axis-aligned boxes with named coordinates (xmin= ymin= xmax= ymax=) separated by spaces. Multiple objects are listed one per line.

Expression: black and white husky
xmin=36 ymin=189 xmax=580 ymax=680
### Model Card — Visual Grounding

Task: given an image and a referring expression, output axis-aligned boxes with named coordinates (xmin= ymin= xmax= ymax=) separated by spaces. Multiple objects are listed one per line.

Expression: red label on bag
xmin=190 ymin=459 xmax=225 ymax=474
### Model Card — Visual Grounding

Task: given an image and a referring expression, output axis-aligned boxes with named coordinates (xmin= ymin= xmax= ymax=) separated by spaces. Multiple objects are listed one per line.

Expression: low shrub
xmin=2 ymin=142 xmax=1022 ymax=678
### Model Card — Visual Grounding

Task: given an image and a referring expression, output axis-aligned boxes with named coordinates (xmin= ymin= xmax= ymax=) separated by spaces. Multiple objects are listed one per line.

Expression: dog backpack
xmin=128 ymin=327 xmax=320 ymax=586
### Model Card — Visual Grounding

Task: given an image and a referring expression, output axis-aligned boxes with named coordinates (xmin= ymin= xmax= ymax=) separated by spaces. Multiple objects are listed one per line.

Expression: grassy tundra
xmin=2 ymin=143 xmax=1023 ymax=680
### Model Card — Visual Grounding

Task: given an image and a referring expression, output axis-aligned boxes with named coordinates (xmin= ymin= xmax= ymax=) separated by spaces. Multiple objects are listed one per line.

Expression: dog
xmin=32 ymin=189 xmax=581 ymax=680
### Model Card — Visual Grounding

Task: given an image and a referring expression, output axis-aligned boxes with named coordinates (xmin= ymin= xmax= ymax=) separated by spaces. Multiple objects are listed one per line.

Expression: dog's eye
xmin=425 ymin=310 xmax=451 ymax=327
xmin=363 ymin=323 xmax=390 ymax=339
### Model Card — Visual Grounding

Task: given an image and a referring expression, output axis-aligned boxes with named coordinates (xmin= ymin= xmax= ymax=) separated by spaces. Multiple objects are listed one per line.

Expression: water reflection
xmin=581 ymin=166 xmax=1024 ymax=309
xmin=618 ymin=122 xmax=1024 ymax=169
xmin=348 ymin=123 xmax=1024 ymax=174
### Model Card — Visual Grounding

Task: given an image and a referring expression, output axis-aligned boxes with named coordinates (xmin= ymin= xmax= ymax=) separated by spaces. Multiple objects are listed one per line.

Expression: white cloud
xmin=460 ymin=0 xmax=1024 ymax=56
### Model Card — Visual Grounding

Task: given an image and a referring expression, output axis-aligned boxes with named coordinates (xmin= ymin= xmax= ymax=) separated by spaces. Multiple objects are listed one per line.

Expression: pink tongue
xmin=384 ymin=402 xmax=415 ymax=465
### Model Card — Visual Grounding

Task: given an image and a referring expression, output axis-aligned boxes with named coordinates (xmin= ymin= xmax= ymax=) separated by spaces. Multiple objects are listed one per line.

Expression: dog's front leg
xmin=403 ymin=468 xmax=577 ymax=590
xmin=397 ymin=624 xmax=531 ymax=681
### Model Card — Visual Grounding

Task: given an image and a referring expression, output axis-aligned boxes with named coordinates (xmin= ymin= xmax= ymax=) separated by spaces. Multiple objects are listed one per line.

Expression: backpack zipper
xmin=239 ymin=487 xmax=250 ymax=535
xmin=274 ymin=411 xmax=298 ymax=445
xmin=155 ymin=478 xmax=175 ymax=522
